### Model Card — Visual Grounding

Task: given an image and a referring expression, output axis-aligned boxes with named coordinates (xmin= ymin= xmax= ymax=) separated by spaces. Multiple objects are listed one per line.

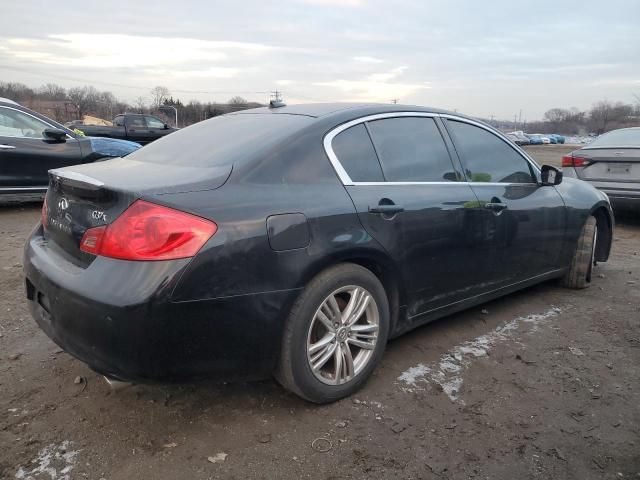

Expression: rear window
xmin=587 ymin=129 xmax=640 ymax=148
xmin=126 ymin=113 xmax=312 ymax=167
xmin=332 ymin=124 xmax=384 ymax=182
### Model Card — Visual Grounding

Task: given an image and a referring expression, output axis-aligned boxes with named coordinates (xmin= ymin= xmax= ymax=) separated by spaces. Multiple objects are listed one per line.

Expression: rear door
xmin=0 ymin=106 xmax=82 ymax=189
xmin=326 ymin=113 xmax=487 ymax=318
xmin=443 ymin=118 xmax=567 ymax=286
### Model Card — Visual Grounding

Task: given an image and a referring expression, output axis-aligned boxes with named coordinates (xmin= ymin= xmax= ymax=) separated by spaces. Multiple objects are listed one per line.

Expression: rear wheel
xmin=275 ymin=264 xmax=389 ymax=403
xmin=562 ymin=216 xmax=597 ymax=289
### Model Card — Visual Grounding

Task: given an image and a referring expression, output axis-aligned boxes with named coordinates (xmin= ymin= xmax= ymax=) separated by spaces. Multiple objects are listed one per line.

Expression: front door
xmin=0 ymin=106 xmax=83 ymax=189
xmin=327 ymin=115 xmax=487 ymax=320
xmin=444 ymin=118 xmax=567 ymax=286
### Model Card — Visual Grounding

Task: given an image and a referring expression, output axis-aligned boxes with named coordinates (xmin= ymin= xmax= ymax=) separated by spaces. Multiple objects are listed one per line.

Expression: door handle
xmin=484 ymin=202 xmax=508 ymax=212
xmin=0 ymin=144 xmax=16 ymax=149
xmin=368 ymin=205 xmax=404 ymax=215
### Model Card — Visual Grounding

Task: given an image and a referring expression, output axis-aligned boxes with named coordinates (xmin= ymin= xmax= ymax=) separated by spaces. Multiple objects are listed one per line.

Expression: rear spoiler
xmin=49 ymin=169 xmax=104 ymax=191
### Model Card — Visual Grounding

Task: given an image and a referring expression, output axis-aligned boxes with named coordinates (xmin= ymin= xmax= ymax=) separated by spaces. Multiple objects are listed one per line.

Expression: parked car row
xmin=504 ymin=131 xmax=566 ymax=146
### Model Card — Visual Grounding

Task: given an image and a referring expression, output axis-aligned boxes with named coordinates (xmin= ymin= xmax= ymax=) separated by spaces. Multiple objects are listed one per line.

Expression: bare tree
xmin=133 ymin=96 xmax=147 ymax=113
xmin=38 ymin=83 xmax=67 ymax=100
xmin=228 ymin=96 xmax=248 ymax=106
xmin=150 ymin=86 xmax=171 ymax=109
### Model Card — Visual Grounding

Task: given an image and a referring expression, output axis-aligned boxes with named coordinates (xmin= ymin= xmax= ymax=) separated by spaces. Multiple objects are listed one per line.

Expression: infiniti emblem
xmin=57 ymin=197 xmax=69 ymax=211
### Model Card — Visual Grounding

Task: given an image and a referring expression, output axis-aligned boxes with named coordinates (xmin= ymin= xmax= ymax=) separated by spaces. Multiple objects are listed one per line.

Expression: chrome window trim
xmin=324 ymin=111 xmax=542 ymax=188
xmin=324 ymin=112 xmax=438 ymax=186
xmin=0 ymin=105 xmax=74 ymax=140
xmin=0 ymin=186 xmax=47 ymax=192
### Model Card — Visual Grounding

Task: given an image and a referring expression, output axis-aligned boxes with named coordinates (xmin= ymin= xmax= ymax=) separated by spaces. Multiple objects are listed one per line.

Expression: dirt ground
xmin=1 ymin=148 xmax=639 ymax=479
xmin=522 ymin=144 xmax=576 ymax=168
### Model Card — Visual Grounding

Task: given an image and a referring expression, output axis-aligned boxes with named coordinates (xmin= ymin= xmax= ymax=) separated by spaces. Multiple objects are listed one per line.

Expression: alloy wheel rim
xmin=306 ymin=286 xmax=379 ymax=386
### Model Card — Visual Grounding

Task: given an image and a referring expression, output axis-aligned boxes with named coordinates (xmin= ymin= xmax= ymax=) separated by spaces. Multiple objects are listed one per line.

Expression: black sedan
xmin=24 ymin=103 xmax=613 ymax=403
xmin=0 ymin=99 xmax=140 ymax=194
xmin=563 ymin=127 xmax=640 ymax=209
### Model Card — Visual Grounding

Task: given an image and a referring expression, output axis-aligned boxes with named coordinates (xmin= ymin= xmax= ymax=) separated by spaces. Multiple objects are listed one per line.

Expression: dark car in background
xmin=563 ymin=127 xmax=640 ymax=209
xmin=78 ymin=113 xmax=177 ymax=145
xmin=24 ymin=103 xmax=613 ymax=403
xmin=0 ymin=99 xmax=140 ymax=194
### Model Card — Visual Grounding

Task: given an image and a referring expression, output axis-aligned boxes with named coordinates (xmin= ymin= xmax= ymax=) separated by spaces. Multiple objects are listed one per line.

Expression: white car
xmin=533 ymin=133 xmax=551 ymax=144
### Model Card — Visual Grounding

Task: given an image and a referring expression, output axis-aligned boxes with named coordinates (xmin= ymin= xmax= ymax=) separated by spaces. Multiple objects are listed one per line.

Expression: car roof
xmin=0 ymin=98 xmax=21 ymax=106
xmin=231 ymin=102 xmax=459 ymax=120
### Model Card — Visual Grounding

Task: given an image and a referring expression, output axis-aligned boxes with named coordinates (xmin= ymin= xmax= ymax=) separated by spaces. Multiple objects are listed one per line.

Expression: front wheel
xmin=275 ymin=264 xmax=390 ymax=403
xmin=562 ymin=216 xmax=597 ymax=289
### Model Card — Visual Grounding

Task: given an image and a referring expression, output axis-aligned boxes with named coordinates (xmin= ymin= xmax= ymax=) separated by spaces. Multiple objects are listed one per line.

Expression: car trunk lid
xmin=44 ymin=158 xmax=232 ymax=264
xmin=575 ymin=148 xmax=640 ymax=182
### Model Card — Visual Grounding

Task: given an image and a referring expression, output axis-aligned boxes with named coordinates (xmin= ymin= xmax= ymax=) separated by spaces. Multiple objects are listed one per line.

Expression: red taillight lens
xmin=41 ymin=196 xmax=48 ymax=230
xmin=80 ymin=200 xmax=217 ymax=261
xmin=562 ymin=155 xmax=586 ymax=167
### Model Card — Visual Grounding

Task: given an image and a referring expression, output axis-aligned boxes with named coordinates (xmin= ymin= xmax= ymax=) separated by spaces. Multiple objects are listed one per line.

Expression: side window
xmin=145 ymin=116 xmax=165 ymax=129
xmin=0 ymin=108 xmax=50 ymax=138
xmin=114 ymin=115 xmax=125 ymax=126
xmin=332 ymin=124 xmax=384 ymax=182
xmin=125 ymin=116 xmax=146 ymax=128
xmin=447 ymin=120 xmax=535 ymax=183
xmin=367 ymin=117 xmax=459 ymax=182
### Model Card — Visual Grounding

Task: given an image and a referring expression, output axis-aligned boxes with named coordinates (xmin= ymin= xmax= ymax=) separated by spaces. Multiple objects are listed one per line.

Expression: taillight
xmin=561 ymin=155 xmax=587 ymax=167
xmin=41 ymin=196 xmax=48 ymax=230
xmin=80 ymin=200 xmax=217 ymax=261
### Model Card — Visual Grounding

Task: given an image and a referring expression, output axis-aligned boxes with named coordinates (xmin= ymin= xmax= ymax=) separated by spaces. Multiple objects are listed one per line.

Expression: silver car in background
xmin=563 ymin=127 xmax=640 ymax=210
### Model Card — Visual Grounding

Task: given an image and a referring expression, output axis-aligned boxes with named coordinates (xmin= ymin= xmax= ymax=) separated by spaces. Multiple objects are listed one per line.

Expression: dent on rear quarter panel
xmin=165 ymin=125 xmax=382 ymax=302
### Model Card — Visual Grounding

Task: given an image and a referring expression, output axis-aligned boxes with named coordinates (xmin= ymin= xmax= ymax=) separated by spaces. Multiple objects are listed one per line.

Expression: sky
xmin=1 ymin=0 xmax=639 ymax=120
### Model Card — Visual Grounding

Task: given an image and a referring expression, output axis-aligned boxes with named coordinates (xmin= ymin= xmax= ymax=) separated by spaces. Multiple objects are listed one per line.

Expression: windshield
xmin=125 ymin=113 xmax=313 ymax=167
xmin=587 ymin=128 xmax=640 ymax=148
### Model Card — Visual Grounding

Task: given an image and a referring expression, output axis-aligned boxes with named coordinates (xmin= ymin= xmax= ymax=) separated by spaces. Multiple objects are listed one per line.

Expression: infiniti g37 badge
xmin=91 ymin=210 xmax=107 ymax=222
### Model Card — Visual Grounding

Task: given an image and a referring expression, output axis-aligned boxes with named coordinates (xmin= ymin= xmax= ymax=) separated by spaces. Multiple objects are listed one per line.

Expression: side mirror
xmin=540 ymin=165 xmax=563 ymax=186
xmin=164 ymin=123 xmax=169 ymax=129
xmin=43 ymin=128 xmax=68 ymax=142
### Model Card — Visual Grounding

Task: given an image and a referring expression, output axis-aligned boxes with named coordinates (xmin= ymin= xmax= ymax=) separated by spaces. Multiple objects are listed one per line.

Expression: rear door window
xmin=332 ymin=124 xmax=384 ymax=182
xmin=446 ymin=120 xmax=535 ymax=183
xmin=366 ymin=117 xmax=458 ymax=182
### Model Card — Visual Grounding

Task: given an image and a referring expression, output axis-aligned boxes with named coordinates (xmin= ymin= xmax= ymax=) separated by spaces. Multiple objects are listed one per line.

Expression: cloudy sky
xmin=1 ymin=0 xmax=639 ymax=120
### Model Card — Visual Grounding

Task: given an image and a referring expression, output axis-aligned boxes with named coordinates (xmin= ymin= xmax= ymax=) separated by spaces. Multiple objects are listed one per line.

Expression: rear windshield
xmin=587 ymin=128 xmax=640 ymax=148
xmin=126 ymin=113 xmax=312 ymax=167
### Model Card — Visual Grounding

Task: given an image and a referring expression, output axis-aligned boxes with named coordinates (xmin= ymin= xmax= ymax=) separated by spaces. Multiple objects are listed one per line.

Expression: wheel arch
xmin=299 ymin=248 xmax=405 ymax=337
xmin=589 ymin=203 xmax=613 ymax=262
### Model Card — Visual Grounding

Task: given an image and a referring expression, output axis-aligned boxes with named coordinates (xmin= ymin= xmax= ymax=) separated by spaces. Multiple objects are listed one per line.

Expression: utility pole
xmin=518 ymin=109 xmax=522 ymax=130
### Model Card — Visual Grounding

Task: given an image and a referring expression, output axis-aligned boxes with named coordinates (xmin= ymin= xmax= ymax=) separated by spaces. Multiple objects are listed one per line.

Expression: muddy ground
xmin=1 ymin=147 xmax=639 ymax=479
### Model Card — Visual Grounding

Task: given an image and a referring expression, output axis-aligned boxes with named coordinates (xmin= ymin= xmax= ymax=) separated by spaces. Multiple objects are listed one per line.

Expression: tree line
xmin=1 ymin=81 xmax=638 ymax=134
xmin=0 ymin=82 xmax=262 ymax=127
xmin=486 ymin=99 xmax=640 ymax=135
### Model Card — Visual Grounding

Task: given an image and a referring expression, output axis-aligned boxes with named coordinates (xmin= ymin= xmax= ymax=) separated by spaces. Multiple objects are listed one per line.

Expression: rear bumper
xmin=563 ymin=171 xmax=639 ymax=209
xmin=24 ymin=227 xmax=297 ymax=382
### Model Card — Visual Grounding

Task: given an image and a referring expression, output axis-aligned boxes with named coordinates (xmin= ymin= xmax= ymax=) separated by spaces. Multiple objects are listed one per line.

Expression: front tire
xmin=562 ymin=216 xmax=597 ymax=289
xmin=275 ymin=263 xmax=390 ymax=403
